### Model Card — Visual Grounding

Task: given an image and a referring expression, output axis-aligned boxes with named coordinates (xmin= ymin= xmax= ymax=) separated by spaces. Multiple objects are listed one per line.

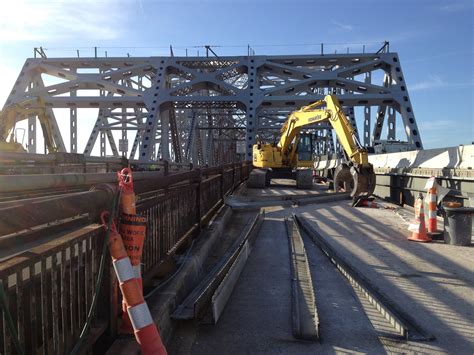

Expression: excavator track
xmin=247 ymin=169 xmax=269 ymax=188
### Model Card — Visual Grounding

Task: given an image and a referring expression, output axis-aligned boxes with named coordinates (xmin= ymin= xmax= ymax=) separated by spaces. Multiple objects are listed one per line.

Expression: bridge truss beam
xmin=2 ymin=50 xmax=422 ymax=164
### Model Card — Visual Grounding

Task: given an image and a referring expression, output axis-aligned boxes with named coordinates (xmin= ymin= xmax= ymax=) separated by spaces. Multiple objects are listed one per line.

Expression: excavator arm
xmin=278 ymin=95 xmax=367 ymax=165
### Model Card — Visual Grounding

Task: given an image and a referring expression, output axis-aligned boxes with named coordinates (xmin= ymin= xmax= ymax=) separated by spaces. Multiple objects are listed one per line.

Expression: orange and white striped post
xmin=102 ymin=212 xmax=167 ymax=355
xmin=425 ymin=176 xmax=440 ymax=234
xmin=117 ymin=168 xmax=147 ymax=334
xmin=408 ymin=193 xmax=431 ymax=243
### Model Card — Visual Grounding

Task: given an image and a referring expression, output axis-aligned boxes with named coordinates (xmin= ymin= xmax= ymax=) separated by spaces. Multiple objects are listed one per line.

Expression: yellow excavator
xmin=248 ymin=94 xmax=376 ymax=199
xmin=0 ymin=97 xmax=59 ymax=153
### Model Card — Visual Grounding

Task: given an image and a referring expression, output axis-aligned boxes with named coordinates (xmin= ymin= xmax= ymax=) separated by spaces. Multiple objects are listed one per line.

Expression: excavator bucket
xmin=334 ymin=163 xmax=376 ymax=198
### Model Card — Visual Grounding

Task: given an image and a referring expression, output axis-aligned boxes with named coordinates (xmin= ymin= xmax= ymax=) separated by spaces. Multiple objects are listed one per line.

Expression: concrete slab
xmin=170 ymin=189 xmax=473 ymax=354
xmin=287 ymin=201 xmax=474 ymax=354
xmin=170 ymin=216 xmax=386 ymax=354
xmin=242 ymin=178 xmax=329 ymax=198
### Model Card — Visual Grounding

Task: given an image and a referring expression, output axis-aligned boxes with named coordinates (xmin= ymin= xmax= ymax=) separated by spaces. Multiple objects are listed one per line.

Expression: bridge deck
xmin=165 ymin=182 xmax=473 ymax=354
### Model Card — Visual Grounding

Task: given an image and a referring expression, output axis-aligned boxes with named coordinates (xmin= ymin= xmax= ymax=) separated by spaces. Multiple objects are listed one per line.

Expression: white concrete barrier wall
xmin=314 ymin=145 xmax=474 ymax=171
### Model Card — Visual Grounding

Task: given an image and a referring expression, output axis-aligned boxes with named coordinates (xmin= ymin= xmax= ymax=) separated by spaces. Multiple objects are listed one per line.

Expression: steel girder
xmin=1 ymin=51 xmax=422 ymax=164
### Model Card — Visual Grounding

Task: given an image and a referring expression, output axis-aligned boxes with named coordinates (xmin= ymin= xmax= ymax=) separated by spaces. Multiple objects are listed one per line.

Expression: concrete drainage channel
xmin=292 ymin=214 xmax=435 ymax=342
xmin=171 ymin=211 xmax=264 ymax=323
xmin=108 ymin=205 xmax=264 ymax=354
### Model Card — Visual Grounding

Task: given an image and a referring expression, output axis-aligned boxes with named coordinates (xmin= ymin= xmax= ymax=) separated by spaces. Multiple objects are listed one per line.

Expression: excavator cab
xmin=296 ymin=133 xmax=313 ymax=163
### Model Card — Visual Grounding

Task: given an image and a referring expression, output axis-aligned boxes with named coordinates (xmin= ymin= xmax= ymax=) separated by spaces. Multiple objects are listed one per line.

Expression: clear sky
xmin=0 ymin=0 xmax=473 ymax=150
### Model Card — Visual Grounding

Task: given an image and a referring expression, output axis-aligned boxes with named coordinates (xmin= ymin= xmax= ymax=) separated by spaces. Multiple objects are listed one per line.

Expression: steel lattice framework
xmin=2 ymin=48 xmax=422 ymax=164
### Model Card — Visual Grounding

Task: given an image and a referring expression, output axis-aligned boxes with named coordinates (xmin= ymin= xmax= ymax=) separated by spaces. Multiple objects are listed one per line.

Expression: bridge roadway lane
xmin=169 ymin=210 xmax=386 ymax=354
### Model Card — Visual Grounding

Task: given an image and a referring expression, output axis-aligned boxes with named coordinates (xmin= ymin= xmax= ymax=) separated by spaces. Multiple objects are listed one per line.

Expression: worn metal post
xmin=232 ymin=162 xmax=236 ymax=189
xmin=194 ymin=169 xmax=202 ymax=229
xmin=220 ymin=166 xmax=225 ymax=198
xmin=163 ymin=160 xmax=169 ymax=176
xmin=97 ymin=238 xmax=119 ymax=345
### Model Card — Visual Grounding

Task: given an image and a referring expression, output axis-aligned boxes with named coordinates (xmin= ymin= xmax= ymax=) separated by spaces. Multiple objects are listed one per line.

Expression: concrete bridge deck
xmin=111 ymin=181 xmax=473 ymax=354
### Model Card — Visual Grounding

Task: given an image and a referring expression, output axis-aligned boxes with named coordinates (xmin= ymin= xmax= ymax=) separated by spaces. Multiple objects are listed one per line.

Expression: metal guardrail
xmin=0 ymin=161 xmax=251 ymax=354
xmin=0 ymin=225 xmax=109 ymax=354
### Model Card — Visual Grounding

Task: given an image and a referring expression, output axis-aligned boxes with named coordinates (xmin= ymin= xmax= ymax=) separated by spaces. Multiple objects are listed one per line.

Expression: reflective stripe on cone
xmin=426 ymin=183 xmax=439 ymax=234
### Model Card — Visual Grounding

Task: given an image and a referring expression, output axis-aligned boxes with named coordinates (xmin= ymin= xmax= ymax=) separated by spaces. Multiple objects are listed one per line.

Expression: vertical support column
xmin=205 ymin=109 xmax=213 ymax=165
xmin=129 ymin=120 xmax=143 ymax=161
xmin=120 ymin=107 xmax=127 ymax=157
xmin=194 ymin=169 xmax=202 ymax=230
xmin=100 ymin=131 xmax=106 ymax=157
xmin=153 ymin=141 xmax=158 ymax=160
xmin=139 ymin=59 xmax=166 ymax=162
xmin=160 ymin=109 xmax=170 ymax=160
xmin=363 ymin=72 xmax=371 ymax=147
xmin=316 ymin=131 xmax=322 ymax=156
xmin=246 ymin=58 xmax=258 ymax=161
xmin=389 ymin=54 xmax=423 ymax=149
xmin=387 ymin=107 xmax=396 ymax=140
xmin=169 ymin=105 xmax=182 ymax=163
xmin=70 ymin=68 xmax=77 ymax=153
xmin=28 ymin=116 xmax=36 ymax=153
xmin=326 ymin=130 xmax=335 ymax=155
xmin=70 ymin=107 xmax=77 ymax=153
xmin=344 ymin=106 xmax=359 ymax=141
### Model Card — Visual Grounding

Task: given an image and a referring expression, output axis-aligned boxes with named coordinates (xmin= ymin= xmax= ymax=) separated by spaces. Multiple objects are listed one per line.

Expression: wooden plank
xmin=84 ymin=239 xmax=90 ymax=326
xmin=77 ymin=240 xmax=84 ymax=332
xmin=2 ymin=277 xmax=11 ymax=355
xmin=51 ymin=253 xmax=59 ymax=354
xmin=30 ymin=265 xmax=39 ymax=353
xmin=40 ymin=258 xmax=50 ymax=355
xmin=16 ymin=270 xmax=26 ymax=350
xmin=70 ymin=243 xmax=78 ymax=342
xmin=60 ymin=249 xmax=69 ymax=352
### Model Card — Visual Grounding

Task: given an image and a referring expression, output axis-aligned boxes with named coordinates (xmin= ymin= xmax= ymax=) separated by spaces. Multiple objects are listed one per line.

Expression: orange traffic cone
xmin=408 ymin=193 xmax=431 ymax=243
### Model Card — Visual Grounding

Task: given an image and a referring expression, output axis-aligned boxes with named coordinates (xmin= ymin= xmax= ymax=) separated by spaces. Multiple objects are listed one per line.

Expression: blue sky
xmin=0 ymin=0 xmax=473 ymax=149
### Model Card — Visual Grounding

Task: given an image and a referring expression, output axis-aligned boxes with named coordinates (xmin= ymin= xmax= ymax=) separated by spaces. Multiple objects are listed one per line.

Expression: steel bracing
xmin=2 ymin=47 xmax=422 ymax=164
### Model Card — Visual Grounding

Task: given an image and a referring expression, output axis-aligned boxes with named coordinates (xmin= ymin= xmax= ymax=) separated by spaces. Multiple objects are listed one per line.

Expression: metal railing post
xmin=193 ymin=168 xmax=202 ymax=229
xmin=220 ymin=165 xmax=225 ymax=198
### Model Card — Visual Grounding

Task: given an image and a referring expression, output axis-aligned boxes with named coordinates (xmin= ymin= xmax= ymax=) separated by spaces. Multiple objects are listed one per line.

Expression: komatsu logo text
xmin=308 ymin=114 xmax=322 ymax=122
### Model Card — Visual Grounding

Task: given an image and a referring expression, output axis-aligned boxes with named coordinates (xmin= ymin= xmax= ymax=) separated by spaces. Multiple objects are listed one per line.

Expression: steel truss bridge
xmin=2 ymin=44 xmax=423 ymax=165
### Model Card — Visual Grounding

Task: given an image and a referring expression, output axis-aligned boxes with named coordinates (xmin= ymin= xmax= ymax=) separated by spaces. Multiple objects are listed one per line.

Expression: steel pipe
xmin=0 ymin=171 xmax=165 ymax=193
xmin=0 ymin=185 xmax=116 ymax=236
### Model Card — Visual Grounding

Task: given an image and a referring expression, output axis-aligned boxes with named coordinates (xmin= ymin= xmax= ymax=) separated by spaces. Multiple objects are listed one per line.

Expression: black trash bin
xmin=443 ymin=207 xmax=474 ymax=246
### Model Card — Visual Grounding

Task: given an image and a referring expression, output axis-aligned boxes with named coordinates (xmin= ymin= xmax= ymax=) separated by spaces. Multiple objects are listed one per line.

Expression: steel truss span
xmin=2 ymin=50 xmax=422 ymax=164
